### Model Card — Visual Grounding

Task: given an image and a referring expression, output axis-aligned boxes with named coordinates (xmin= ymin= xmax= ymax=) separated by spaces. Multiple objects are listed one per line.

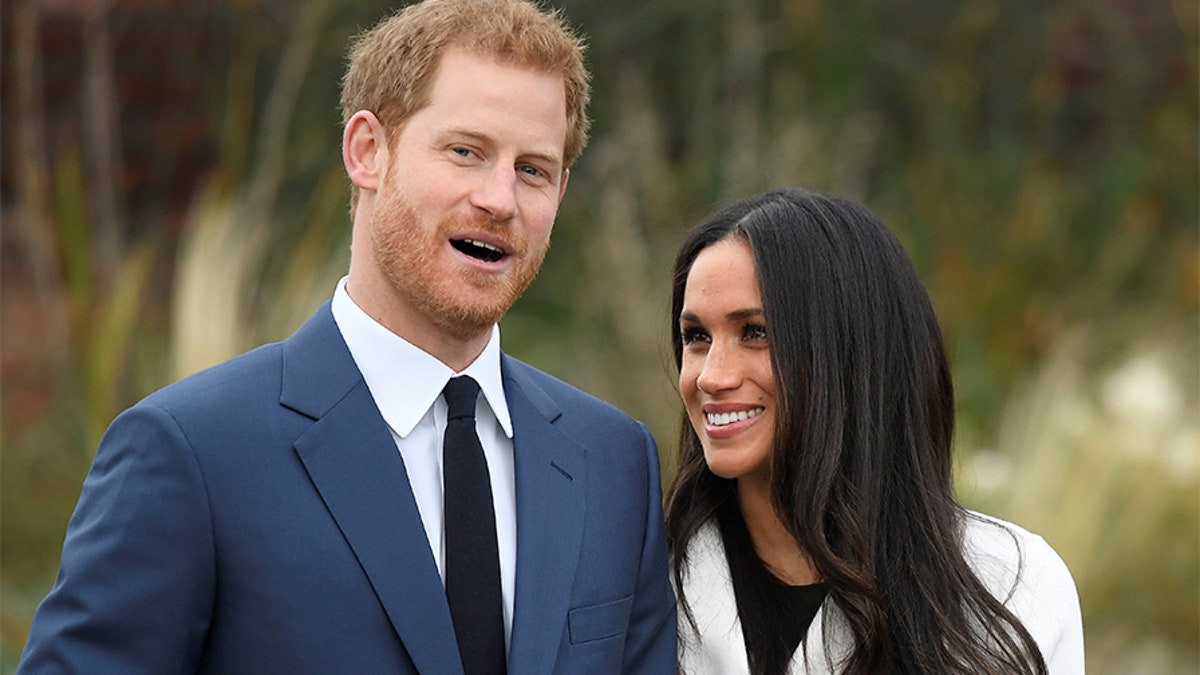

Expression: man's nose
xmin=470 ymin=165 xmax=518 ymax=222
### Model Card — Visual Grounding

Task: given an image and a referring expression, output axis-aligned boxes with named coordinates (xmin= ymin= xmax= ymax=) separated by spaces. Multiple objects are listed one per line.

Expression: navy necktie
xmin=442 ymin=376 xmax=506 ymax=675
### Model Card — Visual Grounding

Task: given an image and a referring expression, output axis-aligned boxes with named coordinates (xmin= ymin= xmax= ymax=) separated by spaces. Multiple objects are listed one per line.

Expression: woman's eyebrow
xmin=679 ymin=307 xmax=764 ymax=324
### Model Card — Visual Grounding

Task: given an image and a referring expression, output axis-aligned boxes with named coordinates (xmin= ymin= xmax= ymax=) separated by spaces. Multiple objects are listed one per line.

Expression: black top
xmin=719 ymin=501 xmax=827 ymax=675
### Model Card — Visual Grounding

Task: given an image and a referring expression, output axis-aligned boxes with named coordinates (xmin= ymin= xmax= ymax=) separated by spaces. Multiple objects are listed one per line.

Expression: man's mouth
xmin=451 ymin=238 xmax=506 ymax=263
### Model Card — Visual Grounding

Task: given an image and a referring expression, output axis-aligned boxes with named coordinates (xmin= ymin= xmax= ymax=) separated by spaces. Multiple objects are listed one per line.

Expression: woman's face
xmin=678 ymin=238 xmax=776 ymax=486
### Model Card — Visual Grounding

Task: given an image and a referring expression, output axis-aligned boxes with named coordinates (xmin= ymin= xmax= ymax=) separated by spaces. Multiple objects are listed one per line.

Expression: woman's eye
xmin=744 ymin=323 xmax=768 ymax=341
xmin=680 ymin=327 xmax=710 ymax=346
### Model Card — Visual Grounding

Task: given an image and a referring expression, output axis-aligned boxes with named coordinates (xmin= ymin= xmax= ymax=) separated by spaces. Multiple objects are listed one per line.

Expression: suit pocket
xmin=567 ymin=594 xmax=634 ymax=645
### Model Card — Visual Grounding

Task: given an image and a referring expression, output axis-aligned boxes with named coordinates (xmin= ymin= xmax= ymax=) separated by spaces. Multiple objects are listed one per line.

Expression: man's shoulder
xmin=140 ymin=341 xmax=286 ymax=416
xmin=501 ymin=355 xmax=633 ymax=423
xmin=500 ymin=355 xmax=654 ymax=448
xmin=140 ymin=303 xmax=341 ymax=416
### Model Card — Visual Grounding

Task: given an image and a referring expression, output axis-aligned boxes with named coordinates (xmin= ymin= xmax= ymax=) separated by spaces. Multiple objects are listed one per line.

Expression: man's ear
xmin=343 ymin=110 xmax=388 ymax=191
xmin=557 ymin=168 xmax=570 ymax=203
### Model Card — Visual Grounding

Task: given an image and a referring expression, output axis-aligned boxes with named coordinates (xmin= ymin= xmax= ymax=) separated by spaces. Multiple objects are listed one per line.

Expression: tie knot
xmin=443 ymin=376 xmax=480 ymax=420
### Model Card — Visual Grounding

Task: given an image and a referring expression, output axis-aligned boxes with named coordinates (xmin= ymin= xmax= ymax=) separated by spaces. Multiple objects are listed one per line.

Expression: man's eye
xmin=519 ymin=165 xmax=548 ymax=180
xmin=452 ymin=147 xmax=473 ymax=158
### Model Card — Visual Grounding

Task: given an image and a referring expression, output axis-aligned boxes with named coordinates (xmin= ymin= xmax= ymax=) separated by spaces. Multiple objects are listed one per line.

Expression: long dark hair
xmin=665 ymin=188 xmax=1047 ymax=674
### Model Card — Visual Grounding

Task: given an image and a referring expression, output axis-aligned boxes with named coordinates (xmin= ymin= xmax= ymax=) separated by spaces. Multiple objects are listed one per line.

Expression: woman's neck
xmin=736 ymin=478 xmax=821 ymax=585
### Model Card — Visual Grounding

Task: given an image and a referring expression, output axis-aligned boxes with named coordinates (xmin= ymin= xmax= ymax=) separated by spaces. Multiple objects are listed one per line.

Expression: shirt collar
xmin=330 ymin=276 xmax=513 ymax=439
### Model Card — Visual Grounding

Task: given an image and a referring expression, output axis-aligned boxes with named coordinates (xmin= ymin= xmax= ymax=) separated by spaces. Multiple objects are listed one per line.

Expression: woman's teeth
xmin=706 ymin=407 xmax=764 ymax=427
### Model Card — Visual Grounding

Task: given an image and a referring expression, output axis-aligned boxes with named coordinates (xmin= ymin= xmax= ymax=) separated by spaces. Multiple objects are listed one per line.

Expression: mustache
xmin=440 ymin=214 xmax=528 ymax=255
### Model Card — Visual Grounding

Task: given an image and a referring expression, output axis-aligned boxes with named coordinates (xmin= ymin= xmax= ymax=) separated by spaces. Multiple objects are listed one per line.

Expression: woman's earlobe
xmin=343 ymin=110 xmax=386 ymax=190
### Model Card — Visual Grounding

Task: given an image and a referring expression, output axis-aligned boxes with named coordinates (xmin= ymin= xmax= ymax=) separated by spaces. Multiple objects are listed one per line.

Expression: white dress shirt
xmin=330 ymin=277 xmax=517 ymax=647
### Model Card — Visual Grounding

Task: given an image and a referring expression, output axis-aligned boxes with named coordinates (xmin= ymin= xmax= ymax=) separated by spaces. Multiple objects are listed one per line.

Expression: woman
xmin=666 ymin=188 xmax=1084 ymax=674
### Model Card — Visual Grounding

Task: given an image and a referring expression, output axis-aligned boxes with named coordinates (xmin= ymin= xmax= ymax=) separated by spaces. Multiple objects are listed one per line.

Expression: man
xmin=17 ymin=1 xmax=676 ymax=672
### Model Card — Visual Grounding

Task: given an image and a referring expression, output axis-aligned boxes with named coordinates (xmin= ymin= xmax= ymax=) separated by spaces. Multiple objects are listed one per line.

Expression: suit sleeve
xmin=619 ymin=423 xmax=678 ymax=673
xmin=18 ymin=403 xmax=216 ymax=674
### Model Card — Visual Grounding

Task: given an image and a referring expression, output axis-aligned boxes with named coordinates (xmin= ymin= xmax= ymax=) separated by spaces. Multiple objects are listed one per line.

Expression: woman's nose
xmin=696 ymin=344 xmax=740 ymax=394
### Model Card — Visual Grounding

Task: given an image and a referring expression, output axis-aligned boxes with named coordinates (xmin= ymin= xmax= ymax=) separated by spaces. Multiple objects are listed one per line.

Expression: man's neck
xmin=344 ymin=275 xmax=493 ymax=372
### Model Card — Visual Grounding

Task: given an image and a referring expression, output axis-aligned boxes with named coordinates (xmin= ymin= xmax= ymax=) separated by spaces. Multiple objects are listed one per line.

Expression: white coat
xmin=676 ymin=512 xmax=1085 ymax=674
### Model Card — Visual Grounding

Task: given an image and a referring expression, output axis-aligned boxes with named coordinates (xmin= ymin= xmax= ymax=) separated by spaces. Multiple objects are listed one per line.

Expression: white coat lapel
xmin=676 ymin=520 xmax=852 ymax=674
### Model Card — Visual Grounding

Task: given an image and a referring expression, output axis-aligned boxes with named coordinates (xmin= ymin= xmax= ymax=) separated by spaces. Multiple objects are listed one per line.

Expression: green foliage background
xmin=2 ymin=0 xmax=1197 ymax=671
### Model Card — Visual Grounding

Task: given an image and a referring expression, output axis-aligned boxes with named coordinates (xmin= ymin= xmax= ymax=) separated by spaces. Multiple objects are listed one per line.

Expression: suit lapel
xmin=282 ymin=304 xmax=463 ymax=675
xmin=503 ymin=358 xmax=586 ymax=673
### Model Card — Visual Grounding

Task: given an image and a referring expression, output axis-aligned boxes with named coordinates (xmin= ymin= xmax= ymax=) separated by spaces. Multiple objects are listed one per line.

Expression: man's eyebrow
xmin=513 ymin=144 xmax=564 ymax=172
xmin=441 ymin=128 xmax=564 ymax=168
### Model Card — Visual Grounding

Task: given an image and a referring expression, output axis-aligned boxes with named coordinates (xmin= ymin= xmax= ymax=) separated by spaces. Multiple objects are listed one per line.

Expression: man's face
xmin=369 ymin=47 xmax=568 ymax=341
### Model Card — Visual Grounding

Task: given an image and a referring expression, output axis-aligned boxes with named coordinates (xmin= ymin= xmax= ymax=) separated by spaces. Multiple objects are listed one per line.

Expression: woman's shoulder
xmin=961 ymin=511 xmax=1074 ymax=596
xmin=962 ymin=510 xmax=1086 ymax=673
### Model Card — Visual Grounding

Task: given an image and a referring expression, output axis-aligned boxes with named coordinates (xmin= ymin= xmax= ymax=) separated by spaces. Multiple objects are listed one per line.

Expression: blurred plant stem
xmin=172 ymin=0 xmax=337 ymax=379
xmin=81 ymin=0 xmax=125 ymax=292
xmin=10 ymin=0 xmax=68 ymax=395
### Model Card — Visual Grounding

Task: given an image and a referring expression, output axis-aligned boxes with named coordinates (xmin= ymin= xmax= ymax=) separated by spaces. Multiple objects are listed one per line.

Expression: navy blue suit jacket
xmin=19 ymin=304 xmax=676 ymax=673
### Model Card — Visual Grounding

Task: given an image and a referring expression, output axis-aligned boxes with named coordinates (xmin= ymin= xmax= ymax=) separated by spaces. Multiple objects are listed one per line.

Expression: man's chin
xmin=434 ymin=305 xmax=507 ymax=341
xmin=418 ymin=266 xmax=538 ymax=339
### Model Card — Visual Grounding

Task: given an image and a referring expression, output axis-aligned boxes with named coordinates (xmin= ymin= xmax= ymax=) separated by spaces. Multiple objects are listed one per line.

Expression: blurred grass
xmin=958 ymin=323 xmax=1199 ymax=673
xmin=2 ymin=0 xmax=1197 ymax=671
